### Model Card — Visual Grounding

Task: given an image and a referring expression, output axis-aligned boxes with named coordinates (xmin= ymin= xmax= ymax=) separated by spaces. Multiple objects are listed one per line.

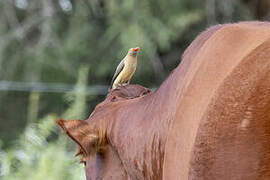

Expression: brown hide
xmin=57 ymin=21 xmax=270 ymax=180
xmin=164 ymin=21 xmax=270 ymax=179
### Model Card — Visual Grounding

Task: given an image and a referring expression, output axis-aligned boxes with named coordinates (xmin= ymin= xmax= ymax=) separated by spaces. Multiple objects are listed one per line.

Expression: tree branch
xmin=3 ymin=0 xmax=20 ymax=29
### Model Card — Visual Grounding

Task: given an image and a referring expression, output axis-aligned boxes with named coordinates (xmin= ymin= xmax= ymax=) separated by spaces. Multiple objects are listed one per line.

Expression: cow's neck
xmin=106 ymin=66 xmax=185 ymax=179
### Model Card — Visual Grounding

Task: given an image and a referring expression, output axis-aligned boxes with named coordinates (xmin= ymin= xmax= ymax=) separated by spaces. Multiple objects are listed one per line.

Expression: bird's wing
xmin=110 ymin=59 xmax=125 ymax=88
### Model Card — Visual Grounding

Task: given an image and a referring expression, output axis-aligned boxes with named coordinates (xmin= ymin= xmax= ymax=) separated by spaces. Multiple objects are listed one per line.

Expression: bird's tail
xmin=108 ymin=83 xmax=113 ymax=92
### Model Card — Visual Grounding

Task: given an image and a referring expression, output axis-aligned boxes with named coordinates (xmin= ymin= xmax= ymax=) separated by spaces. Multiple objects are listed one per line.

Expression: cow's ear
xmin=56 ymin=118 xmax=106 ymax=155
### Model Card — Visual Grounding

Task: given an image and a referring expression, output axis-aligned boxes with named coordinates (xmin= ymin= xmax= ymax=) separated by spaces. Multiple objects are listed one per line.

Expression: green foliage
xmin=0 ymin=115 xmax=85 ymax=180
xmin=0 ymin=64 xmax=89 ymax=179
xmin=63 ymin=66 xmax=89 ymax=120
xmin=101 ymin=0 xmax=203 ymax=78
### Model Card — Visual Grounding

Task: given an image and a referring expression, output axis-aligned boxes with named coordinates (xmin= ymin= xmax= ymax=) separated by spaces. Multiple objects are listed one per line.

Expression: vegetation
xmin=0 ymin=66 xmax=88 ymax=180
xmin=0 ymin=0 xmax=268 ymax=179
xmin=0 ymin=115 xmax=85 ymax=180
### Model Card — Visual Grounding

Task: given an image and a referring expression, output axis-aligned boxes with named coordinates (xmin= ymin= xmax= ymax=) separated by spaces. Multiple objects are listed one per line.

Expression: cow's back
xmin=163 ymin=22 xmax=270 ymax=179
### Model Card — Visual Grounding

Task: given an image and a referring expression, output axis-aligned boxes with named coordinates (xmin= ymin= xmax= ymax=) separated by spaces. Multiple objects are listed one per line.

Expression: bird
xmin=109 ymin=47 xmax=140 ymax=91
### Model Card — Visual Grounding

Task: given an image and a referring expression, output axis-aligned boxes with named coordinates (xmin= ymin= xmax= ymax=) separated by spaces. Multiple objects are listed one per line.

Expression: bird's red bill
xmin=133 ymin=47 xmax=139 ymax=51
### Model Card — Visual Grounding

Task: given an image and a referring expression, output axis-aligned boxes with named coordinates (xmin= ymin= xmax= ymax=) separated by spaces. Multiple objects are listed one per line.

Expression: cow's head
xmin=57 ymin=85 xmax=151 ymax=180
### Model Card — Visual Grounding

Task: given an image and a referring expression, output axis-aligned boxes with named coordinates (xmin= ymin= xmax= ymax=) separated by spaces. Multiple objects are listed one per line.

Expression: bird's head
xmin=128 ymin=47 xmax=140 ymax=57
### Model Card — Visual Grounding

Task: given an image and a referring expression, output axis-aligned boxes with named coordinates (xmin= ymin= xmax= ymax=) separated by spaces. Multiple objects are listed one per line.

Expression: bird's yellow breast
xmin=115 ymin=57 xmax=137 ymax=84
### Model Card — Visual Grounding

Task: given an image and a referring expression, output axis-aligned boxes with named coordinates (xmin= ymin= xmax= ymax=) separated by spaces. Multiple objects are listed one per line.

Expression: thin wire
xmin=0 ymin=81 xmax=108 ymax=95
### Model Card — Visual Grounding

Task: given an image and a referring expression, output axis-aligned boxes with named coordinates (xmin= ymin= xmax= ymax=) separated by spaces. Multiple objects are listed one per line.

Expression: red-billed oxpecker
xmin=109 ymin=47 xmax=140 ymax=90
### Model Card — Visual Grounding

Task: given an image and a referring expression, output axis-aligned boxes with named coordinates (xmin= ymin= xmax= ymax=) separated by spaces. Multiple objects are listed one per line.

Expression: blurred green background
xmin=0 ymin=0 xmax=269 ymax=179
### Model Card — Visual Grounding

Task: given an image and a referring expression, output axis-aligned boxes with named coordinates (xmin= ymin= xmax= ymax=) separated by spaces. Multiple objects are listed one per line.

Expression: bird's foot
xmin=117 ymin=83 xmax=128 ymax=87
xmin=121 ymin=83 xmax=129 ymax=86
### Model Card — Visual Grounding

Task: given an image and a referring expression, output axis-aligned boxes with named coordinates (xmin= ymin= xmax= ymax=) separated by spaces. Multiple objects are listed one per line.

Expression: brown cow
xmin=57 ymin=21 xmax=270 ymax=180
